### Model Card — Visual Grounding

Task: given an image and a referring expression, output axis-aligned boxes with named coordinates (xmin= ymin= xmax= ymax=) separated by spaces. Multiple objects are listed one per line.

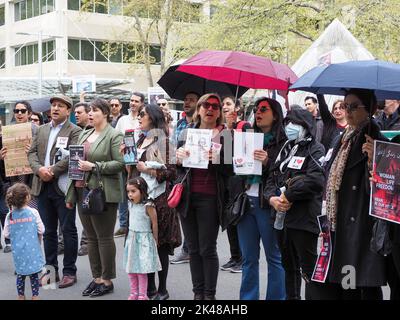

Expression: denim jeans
xmin=118 ymin=200 xmax=128 ymax=229
xmin=237 ymin=196 xmax=286 ymax=300
xmin=38 ymin=182 xmax=78 ymax=276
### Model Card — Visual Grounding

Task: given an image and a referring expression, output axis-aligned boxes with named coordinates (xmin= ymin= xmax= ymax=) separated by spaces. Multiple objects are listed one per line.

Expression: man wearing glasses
xmin=109 ymin=97 xmax=123 ymax=128
xmin=114 ymin=92 xmax=145 ymax=238
xmin=28 ymin=94 xmax=82 ymax=289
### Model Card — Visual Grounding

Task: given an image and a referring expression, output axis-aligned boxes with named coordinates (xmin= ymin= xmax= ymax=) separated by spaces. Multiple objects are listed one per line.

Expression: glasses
xmin=345 ymin=102 xmax=366 ymax=112
xmin=158 ymin=103 xmax=167 ymax=107
xmin=253 ymin=106 xmax=271 ymax=114
xmin=139 ymin=111 xmax=146 ymax=118
xmin=201 ymin=102 xmax=220 ymax=110
xmin=13 ymin=109 xmax=28 ymax=114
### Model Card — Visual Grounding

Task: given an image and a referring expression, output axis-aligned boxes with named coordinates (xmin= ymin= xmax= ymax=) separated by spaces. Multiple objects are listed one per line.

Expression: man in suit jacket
xmin=28 ymin=94 xmax=82 ymax=289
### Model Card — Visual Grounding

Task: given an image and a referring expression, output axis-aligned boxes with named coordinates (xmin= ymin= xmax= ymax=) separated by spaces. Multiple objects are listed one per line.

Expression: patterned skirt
xmin=123 ymin=231 xmax=161 ymax=274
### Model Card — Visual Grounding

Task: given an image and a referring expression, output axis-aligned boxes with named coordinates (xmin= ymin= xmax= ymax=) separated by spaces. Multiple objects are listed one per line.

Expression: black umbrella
xmin=29 ymin=97 xmax=52 ymax=113
xmin=157 ymin=64 xmax=249 ymax=100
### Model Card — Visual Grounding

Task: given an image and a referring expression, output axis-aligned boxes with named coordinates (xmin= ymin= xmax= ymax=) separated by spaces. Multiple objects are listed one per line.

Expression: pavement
xmin=0 ymin=220 xmax=390 ymax=300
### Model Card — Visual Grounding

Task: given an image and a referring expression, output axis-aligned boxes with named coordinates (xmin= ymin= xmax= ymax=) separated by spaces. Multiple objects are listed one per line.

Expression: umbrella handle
xmin=234 ymin=71 xmax=241 ymax=105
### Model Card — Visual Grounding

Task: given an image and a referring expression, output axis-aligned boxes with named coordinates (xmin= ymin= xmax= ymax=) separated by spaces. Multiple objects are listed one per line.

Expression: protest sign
xmin=68 ymin=145 xmax=85 ymax=180
xmin=311 ymin=215 xmax=332 ymax=283
xmin=233 ymin=131 xmax=264 ymax=175
xmin=2 ymin=123 xmax=33 ymax=177
xmin=369 ymin=140 xmax=400 ymax=224
xmin=182 ymin=129 xmax=212 ymax=169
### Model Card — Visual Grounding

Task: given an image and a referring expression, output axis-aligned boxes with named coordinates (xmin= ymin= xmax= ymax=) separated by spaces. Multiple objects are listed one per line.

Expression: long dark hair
xmin=253 ymin=97 xmax=286 ymax=144
xmin=144 ymin=104 xmax=169 ymax=135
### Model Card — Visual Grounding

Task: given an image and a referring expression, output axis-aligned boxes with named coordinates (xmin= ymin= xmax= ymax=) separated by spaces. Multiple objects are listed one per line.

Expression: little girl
xmin=123 ymin=177 xmax=161 ymax=300
xmin=3 ymin=183 xmax=45 ymax=300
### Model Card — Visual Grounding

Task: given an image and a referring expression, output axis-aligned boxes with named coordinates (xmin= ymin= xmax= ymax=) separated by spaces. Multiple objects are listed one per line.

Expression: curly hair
xmin=6 ymin=183 xmax=31 ymax=209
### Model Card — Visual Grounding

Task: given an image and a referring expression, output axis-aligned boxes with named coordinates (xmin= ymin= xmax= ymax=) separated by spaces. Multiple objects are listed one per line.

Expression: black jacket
xmin=325 ymin=120 xmax=388 ymax=286
xmin=264 ymin=108 xmax=326 ymax=235
xmin=375 ymin=108 xmax=400 ymax=131
xmin=176 ymin=124 xmax=233 ymax=230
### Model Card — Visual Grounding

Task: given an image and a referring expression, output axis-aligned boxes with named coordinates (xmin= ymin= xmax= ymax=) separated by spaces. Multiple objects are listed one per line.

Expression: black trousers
xmin=227 ymin=224 xmax=242 ymax=261
xmin=277 ymin=228 xmax=320 ymax=300
xmin=180 ymin=193 xmax=220 ymax=297
xmin=388 ymin=243 xmax=400 ymax=300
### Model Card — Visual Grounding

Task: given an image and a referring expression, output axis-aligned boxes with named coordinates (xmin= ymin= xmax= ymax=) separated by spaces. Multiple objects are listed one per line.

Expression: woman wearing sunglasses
xmin=319 ymin=89 xmax=387 ymax=299
xmin=176 ymin=93 xmax=232 ymax=300
xmin=264 ymin=107 xmax=326 ymax=300
xmin=235 ymin=97 xmax=287 ymax=300
xmin=0 ymin=101 xmax=39 ymax=253
xmin=126 ymin=104 xmax=181 ymax=300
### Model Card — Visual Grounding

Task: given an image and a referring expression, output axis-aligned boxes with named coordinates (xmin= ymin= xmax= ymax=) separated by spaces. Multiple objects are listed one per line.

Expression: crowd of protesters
xmin=0 ymin=88 xmax=399 ymax=301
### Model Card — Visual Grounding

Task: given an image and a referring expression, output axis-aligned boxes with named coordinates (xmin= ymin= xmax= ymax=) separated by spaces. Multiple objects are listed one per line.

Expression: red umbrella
xmin=176 ymin=50 xmax=298 ymax=91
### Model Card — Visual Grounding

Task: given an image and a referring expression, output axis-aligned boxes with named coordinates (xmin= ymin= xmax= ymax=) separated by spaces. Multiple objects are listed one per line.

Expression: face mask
xmin=285 ymin=122 xmax=303 ymax=141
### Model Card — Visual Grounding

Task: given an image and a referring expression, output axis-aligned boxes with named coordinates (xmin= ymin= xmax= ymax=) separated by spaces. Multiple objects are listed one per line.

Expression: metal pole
xmin=38 ymin=30 xmax=43 ymax=98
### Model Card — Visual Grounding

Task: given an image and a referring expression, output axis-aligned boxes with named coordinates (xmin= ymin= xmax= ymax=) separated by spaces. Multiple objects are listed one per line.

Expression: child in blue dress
xmin=3 ymin=183 xmax=45 ymax=300
xmin=123 ymin=177 xmax=161 ymax=300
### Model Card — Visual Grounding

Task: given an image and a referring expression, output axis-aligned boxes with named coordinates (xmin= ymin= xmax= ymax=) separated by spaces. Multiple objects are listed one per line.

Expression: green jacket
xmin=66 ymin=124 xmax=124 ymax=204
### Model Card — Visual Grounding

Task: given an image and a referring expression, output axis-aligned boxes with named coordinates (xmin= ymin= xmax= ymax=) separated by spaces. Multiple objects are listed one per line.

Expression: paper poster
xmin=2 ymin=123 xmax=33 ymax=177
xmin=148 ymin=87 xmax=168 ymax=105
xmin=123 ymin=130 xmax=138 ymax=165
xmin=369 ymin=140 xmax=400 ymax=224
xmin=72 ymin=75 xmax=96 ymax=93
xmin=68 ymin=145 xmax=85 ymax=180
xmin=182 ymin=129 xmax=212 ymax=169
xmin=311 ymin=215 xmax=332 ymax=283
xmin=233 ymin=131 xmax=264 ymax=175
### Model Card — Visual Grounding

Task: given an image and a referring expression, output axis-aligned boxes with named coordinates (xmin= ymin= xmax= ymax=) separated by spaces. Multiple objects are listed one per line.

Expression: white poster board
xmin=148 ymin=87 xmax=168 ymax=105
xmin=233 ymin=131 xmax=264 ymax=175
xmin=182 ymin=129 xmax=213 ymax=169
xmin=72 ymin=75 xmax=96 ymax=93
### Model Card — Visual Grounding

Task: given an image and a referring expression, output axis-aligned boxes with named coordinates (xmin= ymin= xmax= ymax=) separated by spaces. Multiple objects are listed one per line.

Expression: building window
xmin=0 ymin=49 xmax=5 ymax=69
xmin=15 ymin=40 xmax=56 ymax=66
xmin=0 ymin=5 xmax=5 ymax=26
xmin=68 ymin=0 xmax=123 ymax=15
xmin=15 ymin=0 xmax=55 ymax=22
xmin=68 ymin=38 xmax=160 ymax=65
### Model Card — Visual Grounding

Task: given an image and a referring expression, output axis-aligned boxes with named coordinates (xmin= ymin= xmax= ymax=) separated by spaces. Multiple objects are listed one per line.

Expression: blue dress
xmin=7 ymin=208 xmax=45 ymax=276
xmin=123 ymin=201 xmax=161 ymax=274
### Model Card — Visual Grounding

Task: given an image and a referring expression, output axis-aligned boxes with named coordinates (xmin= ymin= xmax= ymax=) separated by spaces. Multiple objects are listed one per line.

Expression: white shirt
xmin=115 ymin=112 xmax=140 ymax=134
xmin=246 ymin=184 xmax=259 ymax=197
xmin=44 ymin=120 xmax=66 ymax=167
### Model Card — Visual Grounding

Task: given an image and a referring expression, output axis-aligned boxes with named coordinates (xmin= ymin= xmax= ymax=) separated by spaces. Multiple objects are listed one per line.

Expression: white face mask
xmin=285 ymin=122 xmax=304 ymax=141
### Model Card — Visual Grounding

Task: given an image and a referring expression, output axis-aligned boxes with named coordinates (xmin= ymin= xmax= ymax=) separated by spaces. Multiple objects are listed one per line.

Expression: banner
xmin=2 ymin=123 xmax=33 ymax=177
xmin=369 ymin=140 xmax=400 ymax=224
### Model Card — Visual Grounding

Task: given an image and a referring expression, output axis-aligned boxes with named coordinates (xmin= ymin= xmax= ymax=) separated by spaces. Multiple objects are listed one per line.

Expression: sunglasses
xmin=158 ymin=103 xmax=167 ymax=107
xmin=253 ymin=106 xmax=271 ymax=114
xmin=344 ymin=102 xmax=366 ymax=112
xmin=201 ymin=102 xmax=221 ymax=111
xmin=139 ymin=111 xmax=146 ymax=118
xmin=13 ymin=109 xmax=28 ymax=114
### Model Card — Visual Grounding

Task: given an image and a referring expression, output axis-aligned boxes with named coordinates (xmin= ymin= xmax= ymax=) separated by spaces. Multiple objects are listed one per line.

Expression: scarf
xmin=246 ymin=132 xmax=273 ymax=185
xmin=325 ymin=127 xmax=355 ymax=231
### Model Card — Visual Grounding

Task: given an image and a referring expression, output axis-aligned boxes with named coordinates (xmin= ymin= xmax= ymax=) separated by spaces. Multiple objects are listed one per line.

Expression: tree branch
xmin=288 ymin=28 xmax=314 ymax=41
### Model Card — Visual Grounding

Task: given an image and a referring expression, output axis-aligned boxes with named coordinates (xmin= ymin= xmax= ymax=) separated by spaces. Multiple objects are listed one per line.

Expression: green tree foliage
xmin=176 ymin=0 xmax=400 ymax=65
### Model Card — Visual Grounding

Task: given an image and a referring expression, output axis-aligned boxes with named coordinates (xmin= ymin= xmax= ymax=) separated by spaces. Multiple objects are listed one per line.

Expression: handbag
xmin=167 ymin=169 xmax=190 ymax=208
xmin=81 ymin=163 xmax=106 ymax=215
xmin=225 ymin=191 xmax=250 ymax=227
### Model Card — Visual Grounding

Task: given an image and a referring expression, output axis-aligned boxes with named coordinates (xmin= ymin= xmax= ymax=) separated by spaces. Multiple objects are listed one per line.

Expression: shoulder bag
xmin=81 ymin=163 xmax=106 ymax=215
xmin=167 ymin=169 xmax=190 ymax=208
